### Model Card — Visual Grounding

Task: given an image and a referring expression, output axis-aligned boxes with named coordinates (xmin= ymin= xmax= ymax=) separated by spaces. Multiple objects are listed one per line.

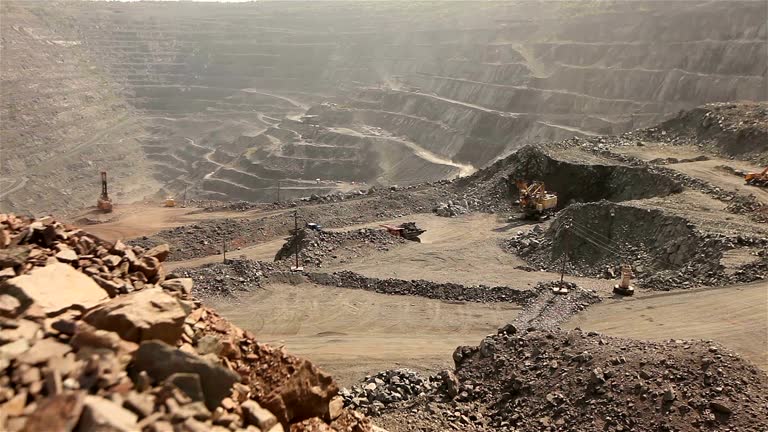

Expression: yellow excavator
xmin=515 ymin=180 xmax=557 ymax=220
xmin=96 ymin=171 xmax=113 ymax=213
xmin=745 ymin=167 xmax=768 ymax=187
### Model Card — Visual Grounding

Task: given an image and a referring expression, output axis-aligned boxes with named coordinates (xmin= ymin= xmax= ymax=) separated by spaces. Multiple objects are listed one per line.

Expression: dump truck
xmin=515 ymin=180 xmax=557 ymax=220
xmin=381 ymin=222 xmax=426 ymax=242
xmin=96 ymin=171 xmax=113 ymax=213
xmin=745 ymin=167 xmax=768 ymax=187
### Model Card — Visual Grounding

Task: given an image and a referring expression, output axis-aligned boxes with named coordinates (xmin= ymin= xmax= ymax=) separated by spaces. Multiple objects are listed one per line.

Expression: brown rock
xmin=160 ymin=278 xmax=193 ymax=296
xmin=241 ymin=400 xmax=279 ymax=431
xmin=123 ymin=391 xmax=155 ymax=418
xmin=327 ymin=396 xmax=344 ymax=421
xmin=132 ymin=340 xmax=240 ymax=411
xmin=146 ymin=244 xmax=171 ymax=262
xmin=0 ymin=246 xmax=30 ymax=268
xmin=83 ymin=288 xmax=187 ymax=345
xmin=77 ymin=395 xmax=138 ymax=432
xmin=1 ymin=263 xmax=108 ymax=315
xmin=54 ymin=248 xmax=78 ymax=263
xmin=0 ymin=267 xmax=16 ymax=279
xmin=90 ymin=276 xmax=122 ymax=298
xmin=0 ymin=319 xmax=40 ymax=343
xmin=70 ymin=322 xmax=139 ymax=356
xmin=2 ymin=390 xmax=28 ymax=417
xmin=16 ymin=338 xmax=71 ymax=365
xmin=291 ymin=417 xmax=331 ymax=431
xmin=260 ymin=360 xmax=338 ymax=427
xmin=171 ymin=401 xmax=211 ymax=422
xmin=166 ymin=373 xmax=205 ymax=403
xmin=0 ymin=294 xmax=21 ymax=318
xmin=20 ymin=392 xmax=84 ymax=432
xmin=135 ymin=256 xmax=160 ymax=279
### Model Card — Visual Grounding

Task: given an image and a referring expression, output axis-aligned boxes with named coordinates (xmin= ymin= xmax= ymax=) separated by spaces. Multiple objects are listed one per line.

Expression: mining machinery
xmin=96 ymin=171 xmax=113 ymax=213
xmin=745 ymin=167 xmax=768 ymax=187
xmin=515 ymin=180 xmax=558 ymax=220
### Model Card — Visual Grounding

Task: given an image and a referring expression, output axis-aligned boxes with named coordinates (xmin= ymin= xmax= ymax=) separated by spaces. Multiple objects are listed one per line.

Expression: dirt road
xmin=564 ymin=281 xmax=768 ymax=370
xmin=205 ymin=282 xmax=519 ymax=387
xmin=326 ymin=213 xmax=616 ymax=292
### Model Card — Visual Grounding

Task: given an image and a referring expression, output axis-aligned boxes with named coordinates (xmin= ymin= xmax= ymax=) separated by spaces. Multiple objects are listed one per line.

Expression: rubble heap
xmin=340 ymin=370 xmax=435 ymax=416
xmin=274 ymin=228 xmax=406 ymax=268
xmin=432 ymin=201 xmax=470 ymax=217
xmin=306 ymin=271 xmax=536 ymax=304
xmin=0 ymin=214 xmax=376 ymax=432
xmin=448 ymin=327 xmax=768 ymax=431
xmin=174 ymin=260 xmax=286 ymax=298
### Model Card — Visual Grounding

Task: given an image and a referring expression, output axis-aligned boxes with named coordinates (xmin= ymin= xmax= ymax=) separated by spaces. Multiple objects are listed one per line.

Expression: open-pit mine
xmin=1 ymin=1 xmax=767 ymax=431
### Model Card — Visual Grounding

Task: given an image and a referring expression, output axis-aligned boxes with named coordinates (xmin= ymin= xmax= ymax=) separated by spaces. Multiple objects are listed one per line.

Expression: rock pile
xmin=306 ymin=271 xmax=536 ymax=304
xmin=341 ymin=370 xmax=434 ymax=415
xmin=372 ymin=326 xmax=768 ymax=431
xmin=0 ymin=214 xmax=376 ymax=432
xmin=174 ymin=259 xmax=286 ymax=298
xmin=274 ymin=228 xmax=407 ymax=268
xmin=448 ymin=327 xmax=768 ymax=431
xmin=432 ymin=201 xmax=469 ymax=217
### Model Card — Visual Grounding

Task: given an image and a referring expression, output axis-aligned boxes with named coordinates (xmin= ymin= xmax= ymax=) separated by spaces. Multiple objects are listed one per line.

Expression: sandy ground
xmin=325 ymin=213 xmax=617 ymax=293
xmin=205 ymin=282 xmax=519 ymax=387
xmin=564 ymin=281 xmax=768 ymax=370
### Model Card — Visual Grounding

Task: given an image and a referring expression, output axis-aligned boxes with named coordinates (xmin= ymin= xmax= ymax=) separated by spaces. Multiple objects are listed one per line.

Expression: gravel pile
xmin=174 ymin=259 xmax=286 ymax=298
xmin=306 ymin=271 xmax=536 ymax=304
xmin=341 ymin=370 xmax=435 ymax=415
xmin=448 ymin=328 xmax=768 ymax=431
xmin=274 ymin=227 xmax=407 ymax=268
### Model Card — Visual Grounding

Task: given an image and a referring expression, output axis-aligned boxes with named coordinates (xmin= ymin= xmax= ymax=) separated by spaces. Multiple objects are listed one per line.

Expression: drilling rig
xmin=97 ymin=171 xmax=113 ymax=212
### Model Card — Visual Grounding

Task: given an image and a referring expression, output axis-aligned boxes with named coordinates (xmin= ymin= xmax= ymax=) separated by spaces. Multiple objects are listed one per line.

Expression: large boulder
xmin=132 ymin=340 xmax=240 ymax=411
xmin=0 ymin=263 xmax=108 ymax=315
xmin=83 ymin=288 xmax=187 ymax=345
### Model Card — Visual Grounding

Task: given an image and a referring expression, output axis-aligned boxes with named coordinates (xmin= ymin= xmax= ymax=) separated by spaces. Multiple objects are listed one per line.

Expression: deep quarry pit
xmin=2 ymin=1 xmax=768 ymax=431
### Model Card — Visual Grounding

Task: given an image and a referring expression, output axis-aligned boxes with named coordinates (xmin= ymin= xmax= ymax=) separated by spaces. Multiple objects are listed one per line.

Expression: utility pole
xmin=222 ymin=234 xmax=227 ymax=263
xmin=557 ymin=222 xmax=571 ymax=294
xmin=292 ymin=210 xmax=300 ymax=270
xmin=183 ymin=186 xmax=188 ymax=207
xmin=276 ymin=180 xmax=281 ymax=203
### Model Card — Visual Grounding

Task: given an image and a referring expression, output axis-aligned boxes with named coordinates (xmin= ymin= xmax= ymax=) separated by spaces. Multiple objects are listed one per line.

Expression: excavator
xmin=96 ymin=171 xmax=113 ymax=213
xmin=515 ymin=180 xmax=558 ymax=220
xmin=745 ymin=166 xmax=768 ymax=187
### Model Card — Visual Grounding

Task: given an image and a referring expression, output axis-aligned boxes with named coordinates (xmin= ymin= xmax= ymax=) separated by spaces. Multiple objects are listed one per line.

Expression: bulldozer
xmin=515 ymin=180 xmax=557 ymax=220
xmin=164 ymin=197 xmax=176 ymax=208
xmin=745 ymin=167 xmax=768 ymax=187
xmin=96 ymin=171 xmax=113 ymax=213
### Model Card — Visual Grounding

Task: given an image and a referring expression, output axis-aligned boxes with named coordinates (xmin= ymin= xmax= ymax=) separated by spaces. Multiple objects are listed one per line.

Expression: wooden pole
xmin=559 ymin=223 xmax=570 ymax=289
xmin=293 ymin=210 xmax=299 ymax=269
xmin=277 ymin=180 xmax=281 ymax=203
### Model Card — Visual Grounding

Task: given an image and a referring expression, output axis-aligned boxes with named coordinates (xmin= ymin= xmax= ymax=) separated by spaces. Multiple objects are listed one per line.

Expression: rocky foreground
xmin=0 ymin=214 xmax=379 ymax=432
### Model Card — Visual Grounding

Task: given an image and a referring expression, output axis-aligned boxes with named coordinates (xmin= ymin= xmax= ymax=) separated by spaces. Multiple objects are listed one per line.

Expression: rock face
xmin=133 ymin=340 xmax=240 ymax=411
xmin=1 ymin=263 xmax=108 ymax=314
xmin=83 ymin=288 xmax=187 ymax=345
xmin=0 ymin=213 xmax=377 ymax=432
